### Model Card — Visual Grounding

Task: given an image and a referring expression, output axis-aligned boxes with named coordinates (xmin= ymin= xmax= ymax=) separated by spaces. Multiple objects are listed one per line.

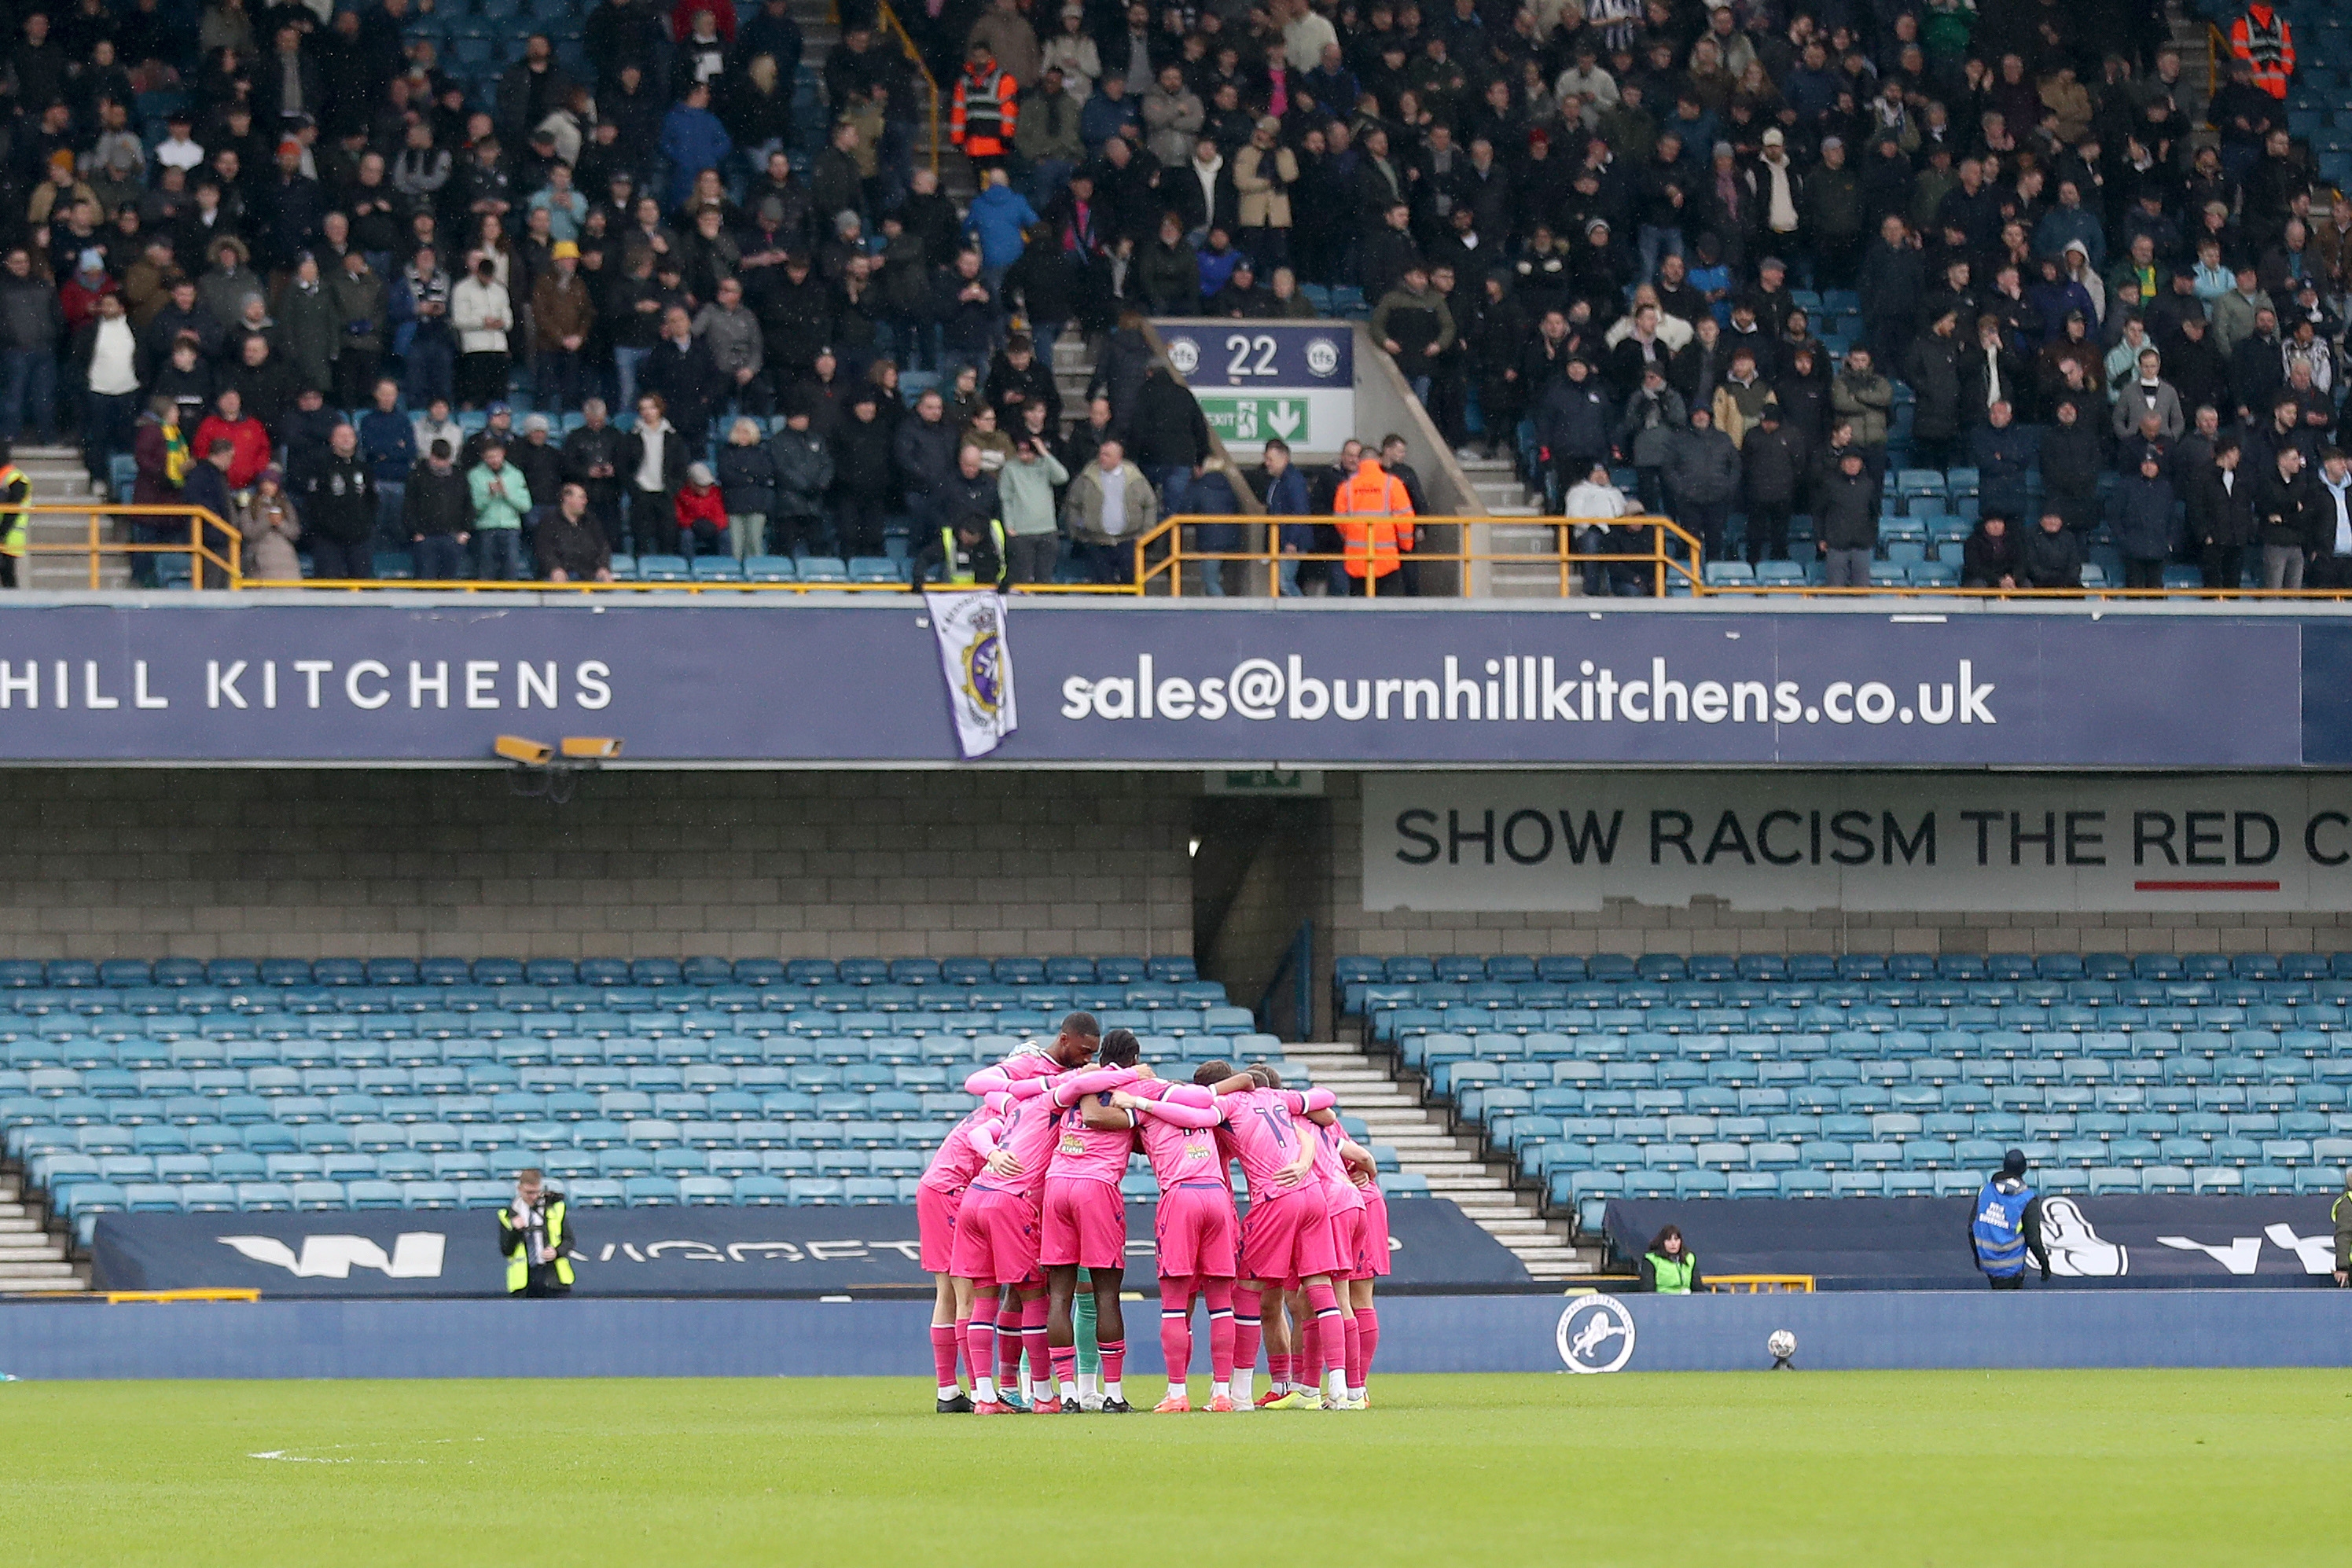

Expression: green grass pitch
xmin=5 ymin=1371 xmax=2347 ymax=1565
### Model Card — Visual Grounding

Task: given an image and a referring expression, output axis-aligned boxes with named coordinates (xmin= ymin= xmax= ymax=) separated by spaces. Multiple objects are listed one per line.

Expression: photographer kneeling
xmin=499 ymin=1167 xmax=581 ymax=1298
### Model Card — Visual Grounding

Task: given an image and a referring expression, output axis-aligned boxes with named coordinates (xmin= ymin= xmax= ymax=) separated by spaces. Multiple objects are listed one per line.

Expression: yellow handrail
xmin=847 ymin=0 xmax=941 ymax=175
xmin=16 ymin=503 xmax=241 ymax=589
xmin=238 ymin=575 xmax=1139 ymax=594
xmin=1706 ymin=1274 xmax=1815 ymax=1294
xmin=1131 ymin=512 xmax=1708 ymax=598
xmin=105 ymin=1288 xmax=262 ymax=1304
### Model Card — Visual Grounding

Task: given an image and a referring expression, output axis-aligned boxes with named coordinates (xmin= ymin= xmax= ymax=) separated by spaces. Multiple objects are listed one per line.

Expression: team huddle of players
xmin=916 ymin=1012 xmax=1389 ymax=1413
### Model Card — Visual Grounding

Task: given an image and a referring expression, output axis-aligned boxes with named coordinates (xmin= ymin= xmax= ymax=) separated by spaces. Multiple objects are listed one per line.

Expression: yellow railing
xmin=1707 ymin=1274 xmax=1816 ymax=1294
xmin=244 ymin=575 xmax=1137 ymax=595
xmin=105 ymin=1288 xmax=261 ymax=1304
xmin=1691 ymin=580 xmax=2352 ymax=600
xmin=851 ymin=0 xmax=941 ymax=175
xmin=18 ymin=504 xmax=241 ymax=589
xmin=1132 ymin=514 xmax=1708 ymax=598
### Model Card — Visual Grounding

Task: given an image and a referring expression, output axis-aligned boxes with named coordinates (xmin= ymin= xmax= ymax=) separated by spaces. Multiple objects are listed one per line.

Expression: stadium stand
xmin=0 ymin=956 xmax=1341 ymax=1247
xmin=1340 ymin=950 xmax=2352 ymax=1234
xmin=15 ymin=0 xmax=2335 ymax=599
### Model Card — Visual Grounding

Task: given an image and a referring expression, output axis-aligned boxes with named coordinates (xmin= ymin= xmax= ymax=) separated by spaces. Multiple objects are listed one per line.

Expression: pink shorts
xmin=1038 ymin=1177 xmax=1127 ymax=1269
xmin=1361 ymin=1186 xmax=1392 ymax=1278
xmin=1240 ymin=1187 xmax=1340 ymax=1285
xmin=948 ymin=1186 xmax=1040 ymax=1287
xmin=1328 ymin=1203 xmax=1371 ymax=1280
xmin=1155 ymin=1183 xmax=1239 ymax=1280
xmin=917 ymin=1181 xmax=964 ymax=1274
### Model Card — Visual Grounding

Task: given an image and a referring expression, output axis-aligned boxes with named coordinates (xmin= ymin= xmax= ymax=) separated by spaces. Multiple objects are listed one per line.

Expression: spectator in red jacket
xmin=674 ymin=461 xmax=729 ymax=557
xmin=192 ymin=391 xmax=273 ymax=491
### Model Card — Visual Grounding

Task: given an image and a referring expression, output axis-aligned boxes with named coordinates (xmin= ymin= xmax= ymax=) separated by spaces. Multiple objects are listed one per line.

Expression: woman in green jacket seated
xmin=1637 ymin=1224 xmax=1703 ymax=1294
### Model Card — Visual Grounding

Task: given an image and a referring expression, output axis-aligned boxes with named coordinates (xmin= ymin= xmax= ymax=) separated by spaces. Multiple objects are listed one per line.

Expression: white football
xmin=1768 ymin=1329 xmax=1797 ymax=1360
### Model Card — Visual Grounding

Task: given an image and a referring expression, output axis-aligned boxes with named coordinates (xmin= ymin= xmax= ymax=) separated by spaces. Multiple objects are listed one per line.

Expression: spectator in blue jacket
xmin=1078 ymin=74 xmax=1141 ymax=151
xmin=961 ymin=169 xmax=1039 ymax=286
xmin=1971 ymin=399 xmax=2040 ymax=523
xmin=660 ymin=83 xmax=734 ymax=211
xmin=1252 ymin=437 xmax=1317 ymax=596
xmin=357 ymin=376 xmax=417 ymax=543
xmin=2032 ymin=181 xmax=2107 ymax=272
xmin=2109 ymin=450 xmax=2177 ymax=590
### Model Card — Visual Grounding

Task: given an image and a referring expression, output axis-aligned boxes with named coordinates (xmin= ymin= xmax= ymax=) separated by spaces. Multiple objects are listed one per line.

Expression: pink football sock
xmin=1231 ymin=1285 xmax=1262 ymax=1382
xmin=1305 ymin=1281 xmax=1344 ymax=1383
xmin=1343 ymin=1312 xmax=1364 ymax=1390
xmin=929 ymin=1324 xmax=961 ymax=1390
xmin=1021 ymin=1294 xmax=1050 ymax=1388
xmin=965 ymin=1298 xmax=998 ymax=1392
xmin=1358 ymin=1304 xmax=1380 ymax=1379
xmin=1204 ymin=1280 xmax=1236 ymax=1382
xmin=1159 ymin=1280 xmax=1193 ymax=1387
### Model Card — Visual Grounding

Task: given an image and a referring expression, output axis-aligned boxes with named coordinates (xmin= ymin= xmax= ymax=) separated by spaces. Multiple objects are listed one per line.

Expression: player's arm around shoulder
xmin=1079 ymin=1096 xmax=1136 ymax=1131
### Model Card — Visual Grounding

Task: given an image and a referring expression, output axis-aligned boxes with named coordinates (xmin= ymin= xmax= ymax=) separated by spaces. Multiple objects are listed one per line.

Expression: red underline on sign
xmin=2133 ymin=880 xmax=2282 ymax=892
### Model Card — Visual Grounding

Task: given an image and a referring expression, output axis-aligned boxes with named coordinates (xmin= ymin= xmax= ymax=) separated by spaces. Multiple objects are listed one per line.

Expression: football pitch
xmin=5 ymin=1369 xmax=2346 ymax=1565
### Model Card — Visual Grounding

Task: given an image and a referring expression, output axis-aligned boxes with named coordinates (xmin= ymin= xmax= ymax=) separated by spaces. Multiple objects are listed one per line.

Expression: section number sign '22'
xmin=1156 ymin=321 xmax=1354 ymax=453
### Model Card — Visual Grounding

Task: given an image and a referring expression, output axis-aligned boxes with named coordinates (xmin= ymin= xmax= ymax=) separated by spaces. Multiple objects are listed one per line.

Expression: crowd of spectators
xmin=6 ymin=0 xmax=2346 ymax=591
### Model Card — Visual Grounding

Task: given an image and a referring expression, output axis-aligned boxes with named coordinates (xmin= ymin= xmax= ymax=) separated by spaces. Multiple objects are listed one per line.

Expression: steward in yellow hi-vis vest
xmin=0 ymin=443 xmax=28 ymax=589
xmin=498 ymin=1168 xmax=579 ymax=1297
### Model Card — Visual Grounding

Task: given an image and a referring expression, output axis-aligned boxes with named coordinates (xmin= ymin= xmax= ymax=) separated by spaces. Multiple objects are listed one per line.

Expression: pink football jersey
xmin=1217 ymin=1085 xmax=1316 ymax=1194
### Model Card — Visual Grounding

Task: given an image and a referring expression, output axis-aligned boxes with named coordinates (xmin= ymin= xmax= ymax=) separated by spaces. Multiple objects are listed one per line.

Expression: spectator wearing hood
xmin=672 ymin=458 xmax=729 ymax=559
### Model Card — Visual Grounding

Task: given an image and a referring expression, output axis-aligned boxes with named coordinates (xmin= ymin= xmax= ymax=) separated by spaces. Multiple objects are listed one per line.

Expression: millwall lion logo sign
xmin=927 ymin=590 xmax=1019 ymax=759
xmin=1556 ymin=1295 xmax=1637 ymax=1373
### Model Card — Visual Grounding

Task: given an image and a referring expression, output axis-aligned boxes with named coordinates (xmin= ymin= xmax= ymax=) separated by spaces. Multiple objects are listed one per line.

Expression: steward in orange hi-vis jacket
xmin=1332 ymin=457 xmax=1414 ymax=587
xmin=950 ymin=46 xmax=1019 ymax=171
xmin=2230 ymin=5 xmax=2295 ymax=99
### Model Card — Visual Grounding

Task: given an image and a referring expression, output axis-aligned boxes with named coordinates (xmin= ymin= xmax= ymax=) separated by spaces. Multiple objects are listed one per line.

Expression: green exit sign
xmin=1197 ymin=394 xmax=1310 ymax=443
xmin=1203 ymin=769 xmax=1325 ymax=795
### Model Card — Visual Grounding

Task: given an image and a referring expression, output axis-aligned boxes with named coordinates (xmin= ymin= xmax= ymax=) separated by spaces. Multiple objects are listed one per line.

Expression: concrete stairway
xmin=792 ymin=0 xmax=1096 ymax=407
xmin=1286 ymin=1041 xmax=1599 ymax=1283
xmin=0 ymin=1173 xmax=90 ymax=1293
xmin=1458 ymin=453 xmax=1581 ymax=597
xmin=17 ymin=446 xmax=130 ymax=592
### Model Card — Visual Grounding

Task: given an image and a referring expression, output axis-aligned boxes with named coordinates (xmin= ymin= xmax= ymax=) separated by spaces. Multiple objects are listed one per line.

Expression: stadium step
xmin=0 ymin=1176 xmax=90 ymax=1294
xmin=792 ymin=0 xmax=976 ymax=200
xmin=16 ymin=446 xmax=131 ymax=593
xmin=1285 ymin=1042 xmax=1599 ymax=1280
xmin=1456 ymin=455 xmax=1577 ymax=598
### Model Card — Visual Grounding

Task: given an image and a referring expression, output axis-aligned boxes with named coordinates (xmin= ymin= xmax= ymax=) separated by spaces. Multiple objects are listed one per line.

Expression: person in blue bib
xmin=1970 ymin=1148 xmax=2050 ymax=1290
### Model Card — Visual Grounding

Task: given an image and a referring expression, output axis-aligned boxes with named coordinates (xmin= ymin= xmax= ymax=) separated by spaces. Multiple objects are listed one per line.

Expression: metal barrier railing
xmin=1131 ymin=514 xmax=1708 ymax=598
xmin=17 ymin=504 xmax=241 ymax=589
xmin=244 ymin=575 xmax=1137 ymax=595
xmin=863 ymin=0 xmax=941 ymax=175
xmin=1707 ymin=1274 xmax=1816 ymax=1294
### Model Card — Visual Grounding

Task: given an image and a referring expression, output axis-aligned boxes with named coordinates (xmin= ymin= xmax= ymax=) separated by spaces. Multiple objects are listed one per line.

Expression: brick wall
xmin=1 ymin=770 xmax=1194 ymax=962
xmin=17 ymin=765 xmax=2342 ymax=972
xmin=1324 ymin=773 xmax=2352 ymax=960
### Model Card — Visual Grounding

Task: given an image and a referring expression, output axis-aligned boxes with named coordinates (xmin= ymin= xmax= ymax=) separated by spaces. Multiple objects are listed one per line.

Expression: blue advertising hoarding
xmin=1603 ymin=1194 xmax=2350 ymax=1290
xmin=0 ymin=600 xmax=2332 ymax=767
xmin=90 ymin=1196 xmax=1529 ymax=1296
